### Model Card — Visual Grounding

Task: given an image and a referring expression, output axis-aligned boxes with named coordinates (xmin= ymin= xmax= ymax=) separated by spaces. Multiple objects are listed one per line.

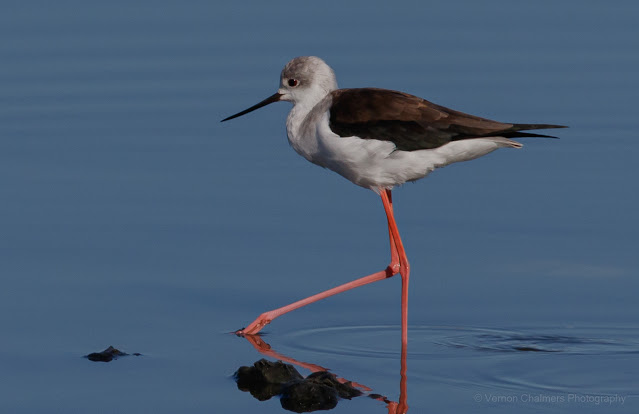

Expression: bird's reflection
xmin=234 ymin=334 xmax=408 ymax=413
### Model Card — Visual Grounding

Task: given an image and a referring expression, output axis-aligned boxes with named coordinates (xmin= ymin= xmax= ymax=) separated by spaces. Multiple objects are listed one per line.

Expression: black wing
xmin=328 ymin=88 xmax=566 ymax=151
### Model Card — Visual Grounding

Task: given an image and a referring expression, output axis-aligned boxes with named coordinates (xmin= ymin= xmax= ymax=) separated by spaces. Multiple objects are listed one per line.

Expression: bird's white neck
xmin=285 ymin=87 xmax=333 ymax=164
xmin=286 ymin=85 xmax=331 ymax=139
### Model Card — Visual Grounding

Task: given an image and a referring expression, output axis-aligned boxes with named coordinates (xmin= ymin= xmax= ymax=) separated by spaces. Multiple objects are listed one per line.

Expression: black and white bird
xmin=222 ymin=56 xmax=565 ymax=339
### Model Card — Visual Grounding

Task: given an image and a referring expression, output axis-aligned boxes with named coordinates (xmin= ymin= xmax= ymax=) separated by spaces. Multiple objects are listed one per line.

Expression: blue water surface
xmin=1 ymin=1 xmax=638 ymax=413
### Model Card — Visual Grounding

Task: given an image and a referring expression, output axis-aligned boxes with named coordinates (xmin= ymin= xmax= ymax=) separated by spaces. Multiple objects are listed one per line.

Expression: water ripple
xmin=281 ymin=325 xmax=639 ymax=360
xmin=278 ymin=325 xmax=639 ymax=396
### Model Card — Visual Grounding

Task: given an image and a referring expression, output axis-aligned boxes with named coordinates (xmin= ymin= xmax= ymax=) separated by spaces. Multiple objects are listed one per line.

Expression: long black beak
xmin=221 ymin=92 xmax=283 ymax=122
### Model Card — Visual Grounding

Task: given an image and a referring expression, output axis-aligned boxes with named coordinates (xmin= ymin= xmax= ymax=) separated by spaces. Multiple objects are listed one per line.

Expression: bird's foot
xmin=234 ymin=312 xmax=272 ymax=336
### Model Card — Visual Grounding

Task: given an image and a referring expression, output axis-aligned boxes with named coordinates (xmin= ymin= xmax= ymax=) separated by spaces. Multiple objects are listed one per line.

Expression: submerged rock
xmin=280 ymin=371 xmax=362 ymax=412
xmin=235 ymin=359 xmax=304 ymax=400
xmin=84 ymin=346 xmax=141 ymax=362
xmin=234 ymin=359 xmax=362 ymax=412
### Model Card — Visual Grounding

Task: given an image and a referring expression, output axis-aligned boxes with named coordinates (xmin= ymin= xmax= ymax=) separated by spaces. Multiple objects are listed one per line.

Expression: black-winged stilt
xmin=222 ymin=56 xmax=566 ymax=342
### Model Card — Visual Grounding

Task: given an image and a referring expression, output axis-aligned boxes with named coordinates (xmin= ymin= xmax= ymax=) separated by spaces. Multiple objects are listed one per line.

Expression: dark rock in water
xmin=281 ymin=377 xmax=338 ymax=412
xmin=235 ymin=359 xmax=303 ymax=401
xmin=85 ymin=346 xmax=141 ymax=362
xmin=255 ymin=358 xmax=304 ymax=384
xmin=280 ymin=371 xmax=361 ymax=412
xmin=304 ymin=371 xmax=362 ymax=400
xmin=234 ymin=359 xmax=362 ymax=412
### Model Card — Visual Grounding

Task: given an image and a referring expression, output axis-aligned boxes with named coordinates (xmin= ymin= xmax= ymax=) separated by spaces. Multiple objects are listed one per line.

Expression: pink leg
xmin=386 ymin=189 xmax=400 ymax=274
xmin=380 ymin=189 xmax=410 ymax=413
xmin=379 ymin=189 xmax=410 ymax=347
xmin=236 ymin=189 xmax=410 ymax=335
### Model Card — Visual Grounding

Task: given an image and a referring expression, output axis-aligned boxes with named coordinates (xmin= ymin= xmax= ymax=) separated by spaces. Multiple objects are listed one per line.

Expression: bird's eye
xmin=288 ymin=79 xmax=299 ymax=87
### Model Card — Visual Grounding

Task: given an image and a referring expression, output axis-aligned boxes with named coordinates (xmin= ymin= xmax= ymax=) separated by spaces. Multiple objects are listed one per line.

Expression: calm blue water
xmin=1 ymin=1 xmax=638 ymax=412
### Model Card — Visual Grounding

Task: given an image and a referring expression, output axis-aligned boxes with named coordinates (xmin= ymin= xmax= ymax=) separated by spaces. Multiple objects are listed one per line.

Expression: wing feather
xmin=328 ymin=88 xmax=566 ymax=151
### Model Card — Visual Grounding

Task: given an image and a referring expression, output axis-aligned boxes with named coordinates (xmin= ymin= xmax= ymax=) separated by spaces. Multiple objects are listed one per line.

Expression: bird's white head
xmin=277 ymin=56 xmax=337 ymax=106
xmin=221 ymin=56 xmax=337 ymax=122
